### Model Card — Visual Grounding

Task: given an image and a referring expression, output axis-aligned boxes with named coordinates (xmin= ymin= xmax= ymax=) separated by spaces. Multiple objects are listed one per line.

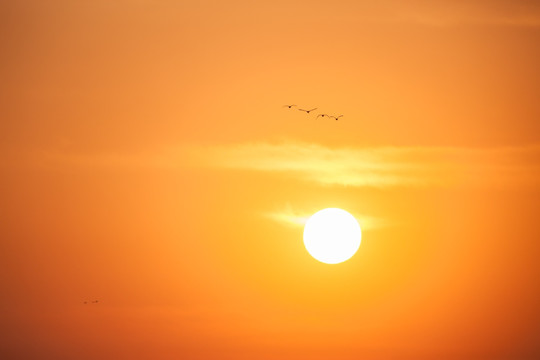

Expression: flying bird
xmin=316 ymin=113 xmax=331 ymax=119
xmin=298 ymin=108 xmax=318 ymax=114
xmin=331 ymin=115 xmax=343 ymax=121
xmin=283 ymin=104 xmax=296 ymax=109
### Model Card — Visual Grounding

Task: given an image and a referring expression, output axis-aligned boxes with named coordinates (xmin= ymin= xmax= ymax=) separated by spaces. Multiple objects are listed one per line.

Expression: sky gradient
xmin=1 ymin=1 xmax=540 ymax=359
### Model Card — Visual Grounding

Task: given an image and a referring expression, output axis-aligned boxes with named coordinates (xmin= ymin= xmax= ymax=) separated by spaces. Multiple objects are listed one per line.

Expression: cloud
xmin=264 ymin=206 xmax=310 ymax=228
xmin=190 ymin=141 xmax=540 ymax=188
xmin=264 ymin=203 xmax=390 ymax=231
xmin=20 ymin=141 xmax=540 ymax=189
xmin=15 ymin=140 xmax=538 ymax=231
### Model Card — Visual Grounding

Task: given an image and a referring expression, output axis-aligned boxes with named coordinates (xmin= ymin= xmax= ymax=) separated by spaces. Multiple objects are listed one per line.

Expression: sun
xmin=303 ymin=208 xmax=362 ymax=264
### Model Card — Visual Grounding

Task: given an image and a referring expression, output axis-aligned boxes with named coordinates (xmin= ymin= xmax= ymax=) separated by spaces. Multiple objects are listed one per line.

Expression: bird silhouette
xmin=298 ymin=108 xmax=317 ymax=114
xmin=316 ymin=113 xmax=331 ymax=119
xmin=83 ymin=301 xmax=87 ymax=304
xmin=283 ymin=104 xmax=297 ymax=109
xmin=331 ymin=115 xmax=343 ymax=121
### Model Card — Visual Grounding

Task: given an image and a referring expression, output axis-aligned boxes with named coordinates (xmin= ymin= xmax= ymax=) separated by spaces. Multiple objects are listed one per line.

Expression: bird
xmin=298 ymin=108 xmax=318 ymax=114
xmin=316 ymin=113 xmax=331 ymax=119
xmin=283 ymin=104 xmax=296 ymax=109
xmin=331 ymin=115 xmax=343 ymax=121
xmin=83 ymin=301 xmax=87 ymax=304
xmin=92 ymin=300 xmax=99 ymax=303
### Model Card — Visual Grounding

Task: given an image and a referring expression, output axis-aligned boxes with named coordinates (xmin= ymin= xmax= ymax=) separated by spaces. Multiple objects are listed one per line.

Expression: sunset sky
xmin=1 ymin=1 xmax=540 ymax=359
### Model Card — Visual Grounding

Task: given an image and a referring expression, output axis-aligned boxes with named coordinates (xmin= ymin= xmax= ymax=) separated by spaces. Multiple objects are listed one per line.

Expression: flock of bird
xmin=83 ymin=300 xmax=99 ymax=304
xmin=283 ymin=104 xmax=343 ymax=121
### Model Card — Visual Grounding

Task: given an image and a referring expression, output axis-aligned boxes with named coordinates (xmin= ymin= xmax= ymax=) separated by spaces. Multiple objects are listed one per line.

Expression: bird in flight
xmin=298 ymin=108 xmax=318 ymax=114
xmin=331 ymin=115 xmax=343 ymax=121
xmin=316 ymin=113 xmax=331 ymax=119
xmin=283 ymin=104 xmax=297 ymax=109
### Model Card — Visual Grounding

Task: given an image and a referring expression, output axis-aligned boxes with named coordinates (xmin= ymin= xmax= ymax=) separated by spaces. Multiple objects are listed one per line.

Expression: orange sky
xmin=1 ymin=1 xmax=540 ymax=359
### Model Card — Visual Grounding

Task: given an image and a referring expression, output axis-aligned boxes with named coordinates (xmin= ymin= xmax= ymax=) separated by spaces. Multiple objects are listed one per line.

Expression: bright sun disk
xmin=303 ymin=208 xmax=362 ymax=264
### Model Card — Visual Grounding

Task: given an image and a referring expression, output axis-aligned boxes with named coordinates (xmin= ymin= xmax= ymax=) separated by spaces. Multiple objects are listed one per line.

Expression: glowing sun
xmin=303 ymin=208 xmax=362 ymax=264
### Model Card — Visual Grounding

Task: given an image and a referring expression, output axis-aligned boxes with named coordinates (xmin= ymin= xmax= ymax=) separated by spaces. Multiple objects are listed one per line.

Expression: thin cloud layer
xmin=191 ymin=141 xmax=540 ymax=188
xmin=24 ymin=141 xmax=537 ymax=232
xmin=23 ymin=141 xmax=540 ymax=189
xmin=264 ymin=203 xmax=389 ymax=231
